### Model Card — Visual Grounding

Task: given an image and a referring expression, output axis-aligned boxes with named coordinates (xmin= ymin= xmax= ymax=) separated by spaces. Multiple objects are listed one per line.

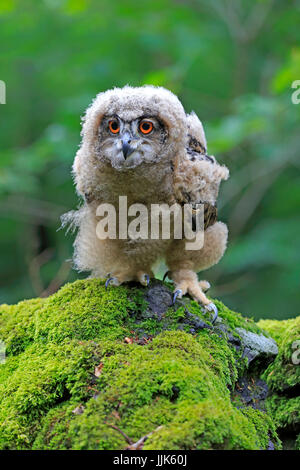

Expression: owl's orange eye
xmin=108 ymin=120 xmax=120 ymax=134
xmin=139 ymin=120 xmax=153 ymax=134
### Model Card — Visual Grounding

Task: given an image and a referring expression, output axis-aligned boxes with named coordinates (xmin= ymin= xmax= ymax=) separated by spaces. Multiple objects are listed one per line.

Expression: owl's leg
xmin=102 ymin=245 xmax=155 ymax=289
xmin=165 ymin=222 xmax=228 ymax=322
xmin=104 ymin=272 xmax=133 ymax=289
xmin=136 ymin=270 xmax=155 ymax=286
xmin=105 ymin=270 xmax=154 ymax=288
xmin=105 ymin=268 xmax=154 ymax=289
xmin=198 ymin=280 xmax=211 ymax=291
xmin=163 ymin=272 xmax=210 ymax=292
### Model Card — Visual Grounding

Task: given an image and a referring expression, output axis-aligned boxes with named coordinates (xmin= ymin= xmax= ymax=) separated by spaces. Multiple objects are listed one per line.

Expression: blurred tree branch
xmin=209 ymin=0 xmax=275 ymax=43
xmin=0 ymin=195 xmax=68 ymax=226
xmin=28 ymin=247 xmax=71 ymax=297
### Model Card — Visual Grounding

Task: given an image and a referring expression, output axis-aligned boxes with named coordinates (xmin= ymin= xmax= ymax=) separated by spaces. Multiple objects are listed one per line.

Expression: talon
xmin=204 ymin=302 xmax=218 ymax=324
xmin=139 ymin=273 xmax=150 ymax=286
xmin=105 ymin=277 xmax=114 ymax=289
xmin=163 ymin=271 xmax=170 ymax=282
xmin=172 ymin=289 xmax=182 ymax=305
xmin=141 ymin=274 xmax=150 ymax=286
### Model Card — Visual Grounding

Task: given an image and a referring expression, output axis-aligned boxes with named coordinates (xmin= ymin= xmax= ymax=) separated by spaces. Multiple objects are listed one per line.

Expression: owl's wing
xmin=185 ymin=110 xmax=216 ymax=165
xmin=173 ymin=112 xmax=228 ymax=231
xmin=200 ymin=203 xmax=218 ymax=231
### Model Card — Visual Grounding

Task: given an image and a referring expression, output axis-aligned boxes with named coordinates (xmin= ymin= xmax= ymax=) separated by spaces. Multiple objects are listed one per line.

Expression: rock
xmin=268 ymin=440 xmax=275 ymax=450
xmin=144 ymin=281 xmax=173 ymax=317
xmin=235 ymin=328 xmax=278 ymax=366
xmin=0 ymin=279 xmax=297 ymax=450
xmin=234 ymin=377 xmax=268 ymax=409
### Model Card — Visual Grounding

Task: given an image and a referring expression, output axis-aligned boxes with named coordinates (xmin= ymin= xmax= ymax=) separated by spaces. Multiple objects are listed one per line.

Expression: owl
xmin=64 ymin=85 xmax=229 ymax=322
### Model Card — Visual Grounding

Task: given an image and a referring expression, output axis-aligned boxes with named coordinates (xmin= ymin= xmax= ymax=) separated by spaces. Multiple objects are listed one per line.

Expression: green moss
xmin=0 ymin=279 xmax=282 ymax=449
xmin=0 ymin=298 xmax=46 ymax=355
xmin=257 ymin=317 xmax=300 ymax=448
xmin=265 ymin=395 xmax=299 ymax=431
xmin=213 ymin=299 xmax=262 ymax=335
xmin=240 ymin=407 xmax=279 ymax=450
xmin=258 ymin=317 xmax=300 ymax=392
xmin=296 ymin=434 xmax=300 ymax=451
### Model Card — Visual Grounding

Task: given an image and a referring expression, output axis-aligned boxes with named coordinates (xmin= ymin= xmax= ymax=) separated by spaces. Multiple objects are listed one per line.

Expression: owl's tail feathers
xmin=60 ymin=206 xmax=98 ymax=274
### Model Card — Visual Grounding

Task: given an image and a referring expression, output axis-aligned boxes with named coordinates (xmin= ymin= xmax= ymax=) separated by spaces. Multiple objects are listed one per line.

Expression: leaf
xmin=94 ymin=362 xmax=104 ymax=377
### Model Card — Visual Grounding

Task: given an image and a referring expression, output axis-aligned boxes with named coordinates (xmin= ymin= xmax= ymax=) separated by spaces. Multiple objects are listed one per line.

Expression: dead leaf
xmin=124 ymin=337 xmax=133 ymax=344
xmin=112 ymin=410 xmax=121 ymax=420
xmin=94 ymin=362 xmax=104 ymax=377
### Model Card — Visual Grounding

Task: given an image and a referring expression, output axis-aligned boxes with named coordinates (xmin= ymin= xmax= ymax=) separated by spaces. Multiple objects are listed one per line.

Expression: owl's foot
xmin=204 ymin=302 xmax=218 ymax=324
xmin=105 ymin=276 xmax=121 ymax=288
xmin=105 ymin=270 xmax=153 ymax=289
xmin=137 ymin=272 xmax=151 ymax=287
xmin=164 ymin=272 xmax=210 ymax=292
xmin=170 ymin=269 xmax=218 ymax=324
xmin=198 ymin=280 xmax=211 ymax=292
xmin=105 ymin=270 xmax=133 ymax=288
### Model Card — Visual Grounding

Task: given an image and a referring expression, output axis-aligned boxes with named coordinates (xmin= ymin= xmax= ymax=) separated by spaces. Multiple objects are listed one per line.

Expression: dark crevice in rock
xmin=170 ymin=386 xmax=180 ymax=403
xmin=279 ymin=429 xmax=300 ymax=450
xmin=233 ymin=376 xmax=269 ymax=411
xmin=179 ymin=309 xmax=212 ymax=332
xmin=273 ymin=384 xmax=300 ymax=399
xmin=53 ymin=387 xmax=72 ymax=407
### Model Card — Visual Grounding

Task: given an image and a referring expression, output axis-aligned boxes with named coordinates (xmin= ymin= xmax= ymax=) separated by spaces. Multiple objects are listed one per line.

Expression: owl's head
xmin=78 ymin=85 xmax=187 ymax=171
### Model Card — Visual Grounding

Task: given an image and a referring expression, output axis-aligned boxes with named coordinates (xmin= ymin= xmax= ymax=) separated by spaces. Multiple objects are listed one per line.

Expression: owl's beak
xmin=121 ymin=132 xmax=134 ymax=160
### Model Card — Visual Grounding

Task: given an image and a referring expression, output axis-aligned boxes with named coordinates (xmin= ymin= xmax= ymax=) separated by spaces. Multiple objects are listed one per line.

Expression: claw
xmin=172 ymin=289 xmax=182 ymax=305
xmin=204 ymin=302 xmax=218 ymax=324
xmin=105 ymin=277 xmax=114 ymax=289
xmin=139 ymin=273 xmax=150 ymax=286
xmin=163 ymin=271 xmax=170 ymax=282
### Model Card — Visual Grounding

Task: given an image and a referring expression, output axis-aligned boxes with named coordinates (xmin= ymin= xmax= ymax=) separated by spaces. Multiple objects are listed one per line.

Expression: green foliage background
xmin=0 ymin=0 xmax=299 ymax=320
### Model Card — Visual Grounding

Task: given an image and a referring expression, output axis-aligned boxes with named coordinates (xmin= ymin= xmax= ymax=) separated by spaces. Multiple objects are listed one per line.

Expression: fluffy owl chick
xmin=65 ymin=85 xmax=229 ymax=321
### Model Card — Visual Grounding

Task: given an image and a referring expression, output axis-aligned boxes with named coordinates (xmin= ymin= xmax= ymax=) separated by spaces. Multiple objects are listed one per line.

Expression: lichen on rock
xmin=0 ymin=279 xmax=296 ymax=450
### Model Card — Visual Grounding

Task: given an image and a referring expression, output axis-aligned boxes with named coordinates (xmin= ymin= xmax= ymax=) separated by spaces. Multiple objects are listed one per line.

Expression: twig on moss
xmin=126 ymin=426 xmax=163 ymax=450
xmin=108 ymin=423 xmax=163 ymax=449
xmin=108 ymin=424 xmax=133 ymax=445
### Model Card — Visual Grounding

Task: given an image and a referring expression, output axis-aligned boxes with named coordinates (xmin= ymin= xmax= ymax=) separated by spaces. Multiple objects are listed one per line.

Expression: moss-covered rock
xmin=258 ymin=317 xmax=300 ymax=449
xmin=0 ymin=278 xmax=294 ymax=450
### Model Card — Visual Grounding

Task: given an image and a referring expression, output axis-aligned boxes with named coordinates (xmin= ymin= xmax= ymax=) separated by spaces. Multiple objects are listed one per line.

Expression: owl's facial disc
xmin=97 ymin=115 xmax=167 ymax=170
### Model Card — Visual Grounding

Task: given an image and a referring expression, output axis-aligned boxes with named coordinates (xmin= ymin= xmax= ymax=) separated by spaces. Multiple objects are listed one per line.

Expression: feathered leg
xmin=165 ymin=222 xmax=228 ymax=321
